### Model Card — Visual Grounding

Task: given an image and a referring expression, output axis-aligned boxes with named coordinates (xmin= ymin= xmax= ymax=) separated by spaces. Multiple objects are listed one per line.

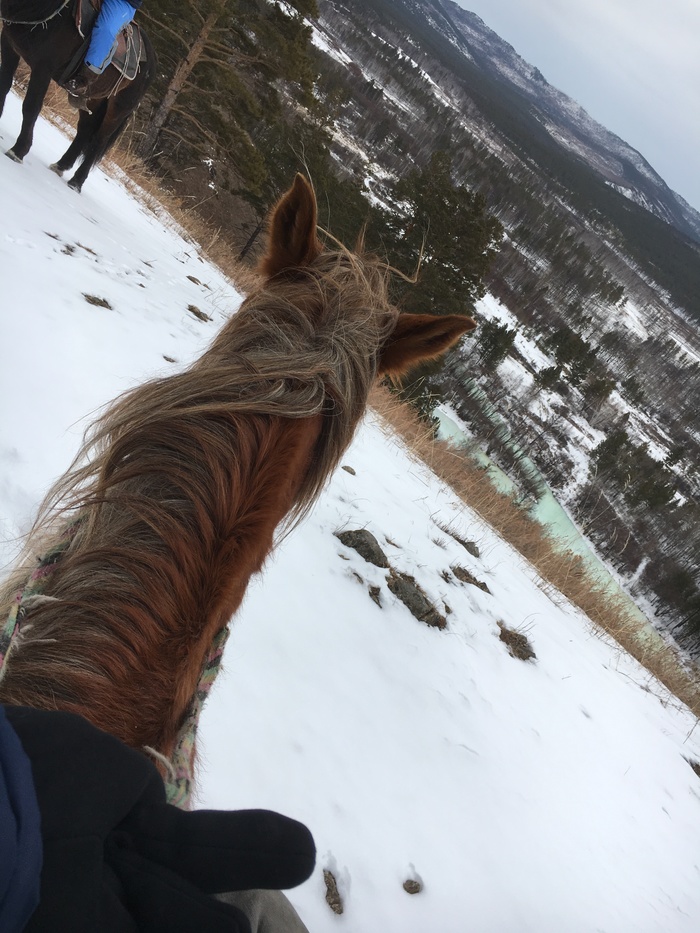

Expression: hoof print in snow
xmin=335 ymin=529 xmax=389 ymax=568
xmin=341 ymin=464 xmax=356 ymax=475
xmin=498 ymin=622 xmax=536 ymax=661
xmin=369 ymin=585 xmax=382 ymax=607
xmin=403 ymin=879 xmax=422 ymax=895
xmin=188 ymin=304 xmax=212 ymax=322
xmin=83 ymin=293 xmax=112 ymax=309
xmin=439 ymin=523 xmax=480 ymax=558
xmin=387 ymin=570 xmax=446 ymax=629
xmin=323 ymin=870 xmax=343 ymax=915
xmin=450 ymin=564 xmax=490 ymax=593
xmin=163 ymin=355 xmax=177 ymax=363
xmin=686 ymin=758 xmax=700 ymax=779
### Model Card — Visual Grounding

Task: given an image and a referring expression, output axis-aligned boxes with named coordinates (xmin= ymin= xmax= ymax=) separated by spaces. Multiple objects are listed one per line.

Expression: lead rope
xmin=163 ymin=624 xmax=230 ymax=809
xmin=1 ymin=0 xmax=72 ymax=28
xmin=0 ymin=523 xmax=77 ymax=680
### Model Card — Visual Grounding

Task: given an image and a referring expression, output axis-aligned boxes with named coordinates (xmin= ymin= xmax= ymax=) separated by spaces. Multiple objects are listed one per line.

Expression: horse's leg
xmin=67 ymin=98 xmax=129 ymax=193
xmin=0 ymin=32 xmax=21 ymax=119
xmin=6 ymin=65 xmax=51 ymax=162
xmin=51 ymin=103 xmax=106 ymax=176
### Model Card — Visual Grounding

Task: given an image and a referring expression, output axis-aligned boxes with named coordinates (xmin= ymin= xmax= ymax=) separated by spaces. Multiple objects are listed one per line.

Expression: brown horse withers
xmin=0 ymin=175 xmax=475 ymax=795
xmin=0 ymin=0 xmax=154 ymax=191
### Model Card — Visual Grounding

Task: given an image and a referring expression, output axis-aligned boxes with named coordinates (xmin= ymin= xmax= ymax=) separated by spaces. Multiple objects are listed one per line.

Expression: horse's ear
xmin=258 ymin=174 xmax=323 ymax=278
xmin=379 ymin=313 xmax=476 ymax=378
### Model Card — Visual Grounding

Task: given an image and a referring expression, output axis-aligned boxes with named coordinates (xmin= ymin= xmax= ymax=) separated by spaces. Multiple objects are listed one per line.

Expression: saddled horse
xmin=0 ymin=175 xmax=475 ymax=804
xmin=0 ymin=0 xmax=155 ymax=191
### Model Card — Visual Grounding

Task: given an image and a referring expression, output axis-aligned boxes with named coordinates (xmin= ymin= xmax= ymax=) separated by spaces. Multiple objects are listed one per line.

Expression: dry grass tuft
xmin=83 ymin=294 xmax=112 ymax=309
xmin=187 ymin=304 xmax=212 ymax=322
xmin=498 ymin=621 xmax=536 ymax=661
xmin=450 ymin=564 xmax=490 ymax=593
xmin=370 ymin=385 xmax=700 ymax=719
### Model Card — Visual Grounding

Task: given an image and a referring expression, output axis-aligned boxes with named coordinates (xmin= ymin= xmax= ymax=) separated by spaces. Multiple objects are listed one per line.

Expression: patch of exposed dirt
xmin=323 ymin=870 xmax=343 ymax=915
xmin=82 ymin=293 xmax=112 ymax=309
xmin=187 ymin=304 xmax=212 ymax=322
xmin=438 ymin=522 xmax=480 ymax=558
xmin=450 ymin=564 xmax=490 ymax=593
xmin=498 ymin=622 xmax=536 ymax=661
xmin=686 ymin=758 xmax=700 ymax=779
xmin=387 ymin=569 xmax=446 ymax=629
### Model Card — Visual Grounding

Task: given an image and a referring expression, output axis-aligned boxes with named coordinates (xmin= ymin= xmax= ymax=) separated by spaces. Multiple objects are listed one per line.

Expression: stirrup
xmin=66 ymin=91 xmax=93 ymax=113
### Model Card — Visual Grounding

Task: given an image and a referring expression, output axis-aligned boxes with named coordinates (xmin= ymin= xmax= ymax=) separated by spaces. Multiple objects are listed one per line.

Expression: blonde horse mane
xmin=0 ymin=175 xmax=474 ymax=778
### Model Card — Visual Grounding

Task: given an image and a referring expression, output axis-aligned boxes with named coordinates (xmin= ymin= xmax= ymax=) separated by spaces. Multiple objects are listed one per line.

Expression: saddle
xmin=61 ymin=0 xmax=145 ymax=86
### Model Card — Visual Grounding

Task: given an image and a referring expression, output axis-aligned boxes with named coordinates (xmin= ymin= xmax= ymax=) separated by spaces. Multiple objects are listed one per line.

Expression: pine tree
xmin=386 ymin=151 xmax=502 ymax=316
xmin=139 ymin=0 xmax=319 ymax=195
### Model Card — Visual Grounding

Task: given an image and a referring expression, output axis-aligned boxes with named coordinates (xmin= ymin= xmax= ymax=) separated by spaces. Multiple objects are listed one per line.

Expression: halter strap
xmin=0 ymin=526 xmax=74 ymax=677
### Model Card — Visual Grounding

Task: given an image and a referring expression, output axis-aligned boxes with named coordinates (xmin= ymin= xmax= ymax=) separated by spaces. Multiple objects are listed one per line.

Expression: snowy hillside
xmin=2 ymin=98 xmax=700 ymax=932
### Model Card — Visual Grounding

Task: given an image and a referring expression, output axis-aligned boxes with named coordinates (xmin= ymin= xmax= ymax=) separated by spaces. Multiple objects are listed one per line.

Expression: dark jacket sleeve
xmin=0 ymin=706 xmax=43 ymax=933
xmin=5 ymin=707 xmax=315 ymax=933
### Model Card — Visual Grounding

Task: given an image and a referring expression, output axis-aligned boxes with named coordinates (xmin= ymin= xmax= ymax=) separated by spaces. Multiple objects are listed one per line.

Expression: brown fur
xmin=0 ymin=175 xmax=475 ymax=760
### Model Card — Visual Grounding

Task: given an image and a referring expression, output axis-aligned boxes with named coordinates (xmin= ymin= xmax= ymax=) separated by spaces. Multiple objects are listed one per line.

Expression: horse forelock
xmin=215 ymin=247 xmax=399 ymax=515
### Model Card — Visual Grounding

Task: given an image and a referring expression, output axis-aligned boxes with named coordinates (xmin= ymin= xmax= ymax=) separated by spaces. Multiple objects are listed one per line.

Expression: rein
xmin=0 ymin=0 xmax=72 ymax=26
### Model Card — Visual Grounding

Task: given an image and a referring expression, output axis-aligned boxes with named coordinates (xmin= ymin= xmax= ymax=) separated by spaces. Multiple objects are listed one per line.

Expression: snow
xmin=669 ymin=332 xmax=700 ymax=364
xmin=2 ymin=96 xmax=700 ymax=932
xmin=619 ymin=299 xmax=650 ymax=339
xmin=310 ymin=26 xmax=353 ymax=68
xmin=476 ymin=293 xmax=554 ymax=373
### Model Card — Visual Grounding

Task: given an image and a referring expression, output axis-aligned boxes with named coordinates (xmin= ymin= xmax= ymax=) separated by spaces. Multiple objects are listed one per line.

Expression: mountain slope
xmin=310 ymin=0 xmax=700 ymax=321
xmin=1 ymin=97 xmax=700 ymax=932
xmin=433 ymin=1 xmax=700 ymax=241
xmin=389 ymin=0 xmax=700 ymax=242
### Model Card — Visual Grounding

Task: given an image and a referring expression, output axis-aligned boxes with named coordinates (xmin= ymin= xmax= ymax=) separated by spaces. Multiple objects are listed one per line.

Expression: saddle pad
xmin=111 ymin=23 xmax=145 ymax=82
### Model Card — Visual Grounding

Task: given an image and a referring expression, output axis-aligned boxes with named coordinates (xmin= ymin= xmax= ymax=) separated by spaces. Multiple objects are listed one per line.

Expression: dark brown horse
xmin=0 ymin=175 xmax=475 ymax=802
xmin=0 ymin=0 xmax=155 ymax=191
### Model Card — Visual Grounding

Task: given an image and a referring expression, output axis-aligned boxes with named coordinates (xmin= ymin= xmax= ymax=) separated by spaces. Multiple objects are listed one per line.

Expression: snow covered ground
xmin=2 ymin=96 xmax=700 ymax=932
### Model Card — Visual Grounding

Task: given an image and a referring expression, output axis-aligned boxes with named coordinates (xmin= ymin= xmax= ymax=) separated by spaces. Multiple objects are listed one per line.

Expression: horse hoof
xmin=5 ymin=149 xmax=22 ymax=163
xmin=49 ymin=162 xmax=65 ymax=176
xmin=67 ymin=178 xmax=83 ymax=194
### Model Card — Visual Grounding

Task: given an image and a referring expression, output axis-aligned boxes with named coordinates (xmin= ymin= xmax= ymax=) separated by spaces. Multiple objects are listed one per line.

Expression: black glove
xmin=6 ymin=707 xmax=315 ymax=933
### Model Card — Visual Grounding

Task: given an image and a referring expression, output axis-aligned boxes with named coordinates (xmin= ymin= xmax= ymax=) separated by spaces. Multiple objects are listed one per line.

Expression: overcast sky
xmin=455 ymin=0 xmax=700 ymax=212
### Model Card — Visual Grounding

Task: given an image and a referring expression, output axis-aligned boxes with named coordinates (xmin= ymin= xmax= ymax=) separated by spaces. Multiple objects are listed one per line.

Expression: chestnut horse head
xmin=0 ymin=175 xmax=474 ymax=801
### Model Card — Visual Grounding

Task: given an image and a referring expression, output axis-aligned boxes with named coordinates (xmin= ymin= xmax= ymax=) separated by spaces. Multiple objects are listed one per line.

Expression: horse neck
xmin=0 ymin=412 xmax=323 ymax=757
